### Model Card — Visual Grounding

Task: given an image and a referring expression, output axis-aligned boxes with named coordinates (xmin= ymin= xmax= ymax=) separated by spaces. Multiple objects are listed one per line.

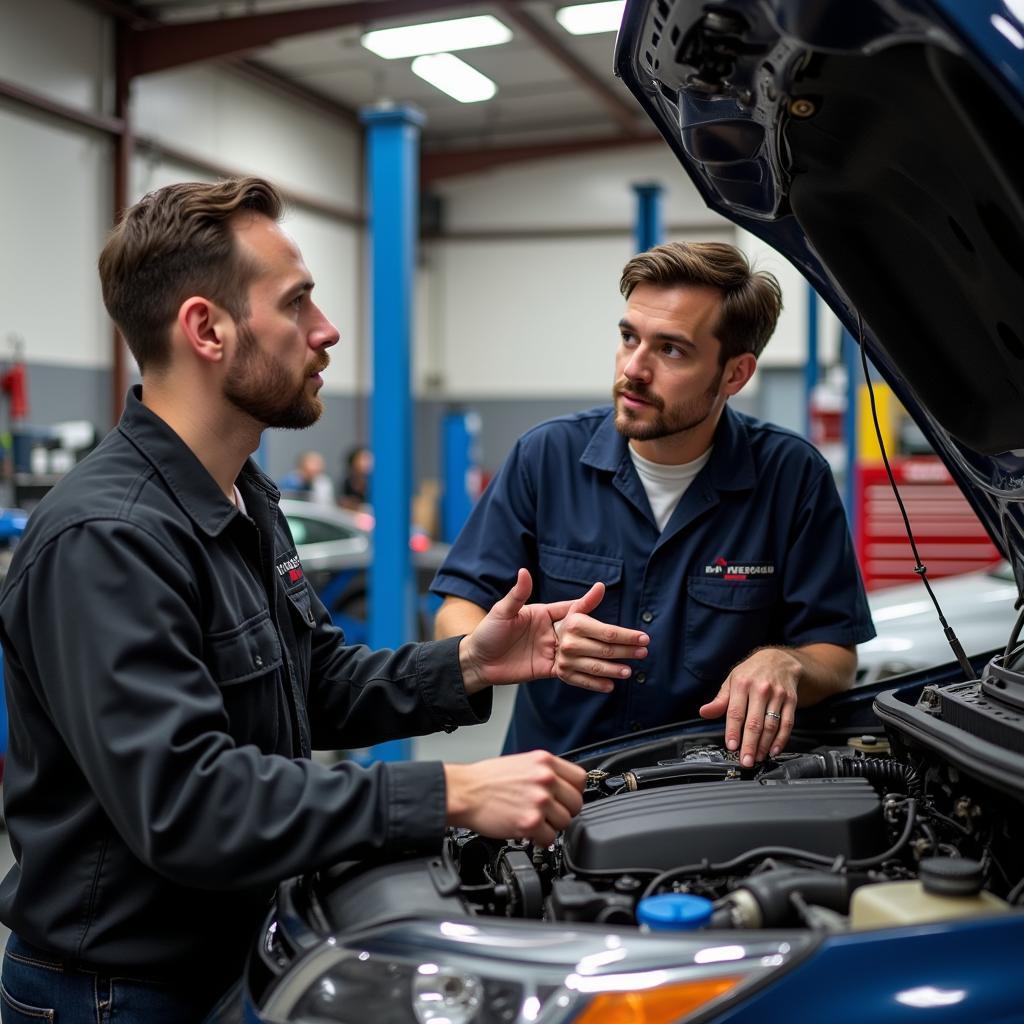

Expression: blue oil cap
xmin=636 ymin=893 xmax=714 ymax=931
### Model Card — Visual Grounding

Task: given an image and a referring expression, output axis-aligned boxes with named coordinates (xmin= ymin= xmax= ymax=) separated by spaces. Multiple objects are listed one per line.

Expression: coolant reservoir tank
xmin=850 ymin=857 xmax=1011 ymax=929
xmin=637 ymin=893 xmax=714 ymax=931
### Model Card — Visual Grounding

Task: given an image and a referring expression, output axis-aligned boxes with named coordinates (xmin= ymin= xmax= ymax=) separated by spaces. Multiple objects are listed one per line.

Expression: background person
xmin=278 ymin=448 xmax=335 ymax=505
xmin=432 ymin=241 xmax=875 ymax=764
xmin=0 ymin=178 xmax=646 ymax=1023
xmin=339 ymin=443 xmax=372 ymax=510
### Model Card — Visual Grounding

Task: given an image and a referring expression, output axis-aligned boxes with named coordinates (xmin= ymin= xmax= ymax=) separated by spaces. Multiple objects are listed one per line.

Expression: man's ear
xmin=722 ymin=353 xmax=757 ymax=397
xmin=177 ymin=296 xmax=230 ymax=364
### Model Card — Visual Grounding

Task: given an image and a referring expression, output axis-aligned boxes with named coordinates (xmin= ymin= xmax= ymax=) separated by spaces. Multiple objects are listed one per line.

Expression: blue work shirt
xmin=431 ymin=405 xmax=876 ymax=754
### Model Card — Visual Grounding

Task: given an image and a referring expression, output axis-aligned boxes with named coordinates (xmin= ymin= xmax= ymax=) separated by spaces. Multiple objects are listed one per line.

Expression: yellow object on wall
xmin=858 ymin=381 xmax=899 ymax=463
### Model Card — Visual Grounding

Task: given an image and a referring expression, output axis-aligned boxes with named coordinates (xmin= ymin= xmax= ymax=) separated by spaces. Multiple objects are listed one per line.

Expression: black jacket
xmin=0 ymin=387 xmax=489 ymax=981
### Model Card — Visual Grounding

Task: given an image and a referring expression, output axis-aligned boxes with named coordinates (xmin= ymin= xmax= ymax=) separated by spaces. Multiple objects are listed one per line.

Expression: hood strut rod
xmin=857 ymin=314 xmax=975 ymax=681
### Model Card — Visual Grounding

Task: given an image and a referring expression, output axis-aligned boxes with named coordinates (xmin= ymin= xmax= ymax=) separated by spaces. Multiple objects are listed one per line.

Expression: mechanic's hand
xmin=444 ymin=751 xmax=587 ymax=847
xmin=552 ymin=588 xmax=649 ymax=694
xmin=459 ymin=569 xmax=605 ymax=691
xmin=697 ymin=647 xmax=800 ymax=767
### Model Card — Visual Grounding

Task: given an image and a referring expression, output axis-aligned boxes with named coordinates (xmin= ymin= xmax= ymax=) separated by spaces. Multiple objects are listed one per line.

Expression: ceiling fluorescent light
xmin=556 ymin=1 xmax=626 ymax=35
xmin=411 ymin=53 xmax=497 ymax=103
xmin=362 ymin=15 xmax=511 ymax=59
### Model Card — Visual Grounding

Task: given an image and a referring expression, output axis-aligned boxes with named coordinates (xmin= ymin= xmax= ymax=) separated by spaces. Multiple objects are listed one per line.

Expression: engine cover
xmin=563 ymin=778 xmax=883 ymax=872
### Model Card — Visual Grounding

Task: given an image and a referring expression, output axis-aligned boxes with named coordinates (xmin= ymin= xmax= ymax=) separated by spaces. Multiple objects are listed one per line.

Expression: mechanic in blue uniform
xmin=0 ymin=178 xmax=611 ymax=1024
xmin=433 ymin=241 xmax=875 ymax=765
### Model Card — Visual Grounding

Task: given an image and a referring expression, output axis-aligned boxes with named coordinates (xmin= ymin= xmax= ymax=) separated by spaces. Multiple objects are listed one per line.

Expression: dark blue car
xmin=241 ymin=1 xmax=1024 ymax=1020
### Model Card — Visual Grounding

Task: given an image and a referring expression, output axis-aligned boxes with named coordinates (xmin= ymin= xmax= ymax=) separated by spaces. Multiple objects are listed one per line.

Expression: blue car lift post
xmin=632 ymin=182 xmax=664 ymax=252
xmin=357 ymin=104 xmax=424 ymax=764
xmin=805 ymin=284 xmax=819 ymax=440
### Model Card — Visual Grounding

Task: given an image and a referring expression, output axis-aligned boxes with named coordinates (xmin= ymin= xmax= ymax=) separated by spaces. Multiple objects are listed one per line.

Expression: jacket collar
xmin=580 ymin=403 xmax=757 ymax=492
xmin=117 ymin=385 xmax=280 ymax=537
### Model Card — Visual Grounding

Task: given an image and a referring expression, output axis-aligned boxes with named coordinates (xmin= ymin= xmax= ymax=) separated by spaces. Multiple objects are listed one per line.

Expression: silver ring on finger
xmin=764 ymin=710 xmax=782 ymax=727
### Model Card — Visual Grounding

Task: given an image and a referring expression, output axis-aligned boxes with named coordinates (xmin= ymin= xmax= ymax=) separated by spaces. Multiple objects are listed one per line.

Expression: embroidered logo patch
xmin=704 ymin=556 xmax=775 ymax=581
xmin=276 ymin=554 xmax=304 ymax=584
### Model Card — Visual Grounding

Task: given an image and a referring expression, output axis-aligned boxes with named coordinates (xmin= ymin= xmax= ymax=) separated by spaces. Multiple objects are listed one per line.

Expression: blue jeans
xmin=0 ymin=935 xmax=239 ymax=1024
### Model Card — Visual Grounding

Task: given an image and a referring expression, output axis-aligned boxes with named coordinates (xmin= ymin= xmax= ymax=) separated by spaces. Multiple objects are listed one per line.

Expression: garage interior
xmin=1 ymin=0 xmax=1018 ymax=984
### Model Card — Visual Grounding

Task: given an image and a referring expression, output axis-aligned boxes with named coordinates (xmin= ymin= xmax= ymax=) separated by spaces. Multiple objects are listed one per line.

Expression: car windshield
xmin=285 ymin=514 xmax=361 ymax=547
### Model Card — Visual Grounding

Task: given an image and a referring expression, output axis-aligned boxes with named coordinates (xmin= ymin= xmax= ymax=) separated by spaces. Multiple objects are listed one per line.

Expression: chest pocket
xmin=285 ymin=582 xmax=316 ymax=631
xmin=684 ymin=577 xmax=777 ymax=681
xmin=537 ymin=545 xmax=623 ymax=625
xmin=204 ymin=611 xmax=284 ymax=748
xmin=283 ymin=581 xmax=316 ymax=686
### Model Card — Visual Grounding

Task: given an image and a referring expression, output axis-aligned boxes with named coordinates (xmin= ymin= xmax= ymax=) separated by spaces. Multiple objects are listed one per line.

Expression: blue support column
xmin=632 ymin=182 xmax=664 ymax=253
xmin=360 ymin=104 xmax=425 ymax=763
xmin=804 ymin=285 xmax=819 ymax=440
xmin=842 ymin=326 xmax=859 ymax=535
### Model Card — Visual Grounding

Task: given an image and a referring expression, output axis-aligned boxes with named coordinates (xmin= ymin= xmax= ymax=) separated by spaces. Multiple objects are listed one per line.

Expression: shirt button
xmin=635 ymin=672 xmax=646 ymax=684
xmin=254 ymin=654 xmax=264 ymax=667
xmin=641 ymin=611 xmax=654 ymax=624
xmin=630 ymin=721 xmax=642 ymax=732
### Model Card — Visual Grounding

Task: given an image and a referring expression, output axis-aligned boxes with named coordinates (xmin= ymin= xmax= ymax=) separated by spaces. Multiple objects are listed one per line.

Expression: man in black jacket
xmin=0 ymin=178 xmax=643 ymax=1023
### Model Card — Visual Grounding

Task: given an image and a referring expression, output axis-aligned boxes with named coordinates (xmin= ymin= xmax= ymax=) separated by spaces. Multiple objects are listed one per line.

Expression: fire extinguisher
xmin=2 ymin=335 xmax=30 ymax=473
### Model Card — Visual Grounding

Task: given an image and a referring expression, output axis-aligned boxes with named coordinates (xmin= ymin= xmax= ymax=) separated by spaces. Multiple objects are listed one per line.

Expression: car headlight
xmin=259 ymin=918 xmax=812 ymax=1024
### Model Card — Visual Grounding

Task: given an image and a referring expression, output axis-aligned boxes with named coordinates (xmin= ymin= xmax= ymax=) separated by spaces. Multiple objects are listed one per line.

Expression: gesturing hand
xmin=552 ymin=589 xmax=649 ymax=694
xmin=698 ymin=647 xmax=800 ymax=767
xmin=459 ymin=569 xmax=605 ymax=691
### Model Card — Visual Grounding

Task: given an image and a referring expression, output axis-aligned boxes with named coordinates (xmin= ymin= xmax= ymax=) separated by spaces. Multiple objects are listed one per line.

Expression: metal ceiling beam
xmin=134 ymin=134 xmax=365 ymax=225
xmin=0 ymin=74 xmax=125 ymax=135
xmin=78 ymin=0 xmax=154 ymax=25
xmin=124 ymin=0 xmax=489 ymax=76
xmin=227 ymin=57 xmax=359 ymax=124
xmin=421 ymin=131 xmax=661 ymax=181
xmin=492 ymin=1 xmax=642 ymax=136
xmin=75 ymin=0 xmax=158 ymax=29
xmin=76 ymin=1 xmax=359 ymax=121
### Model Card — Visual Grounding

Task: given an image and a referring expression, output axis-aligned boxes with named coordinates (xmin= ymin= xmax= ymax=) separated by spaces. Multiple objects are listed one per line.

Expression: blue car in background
xmin=240 ymin=1 xmax=1024 ymax=1020
xmin=0 ymin=508 xmax=27 ymax=783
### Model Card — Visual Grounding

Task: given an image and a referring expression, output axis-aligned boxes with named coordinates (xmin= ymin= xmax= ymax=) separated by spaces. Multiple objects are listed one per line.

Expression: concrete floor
xmin=0 ymin=685 xmax=515 ymax=955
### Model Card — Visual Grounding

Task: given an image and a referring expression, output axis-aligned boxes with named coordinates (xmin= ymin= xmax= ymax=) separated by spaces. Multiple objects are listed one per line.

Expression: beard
xmin=613 ymin=366 xmax=724 ymax=442
xmin=224 ymin=322 xmax=328 ymax=429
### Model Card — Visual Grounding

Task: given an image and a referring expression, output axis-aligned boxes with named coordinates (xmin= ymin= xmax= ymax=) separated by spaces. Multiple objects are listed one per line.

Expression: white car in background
xmin=857 ymin=561 xmax=1018 ymax=684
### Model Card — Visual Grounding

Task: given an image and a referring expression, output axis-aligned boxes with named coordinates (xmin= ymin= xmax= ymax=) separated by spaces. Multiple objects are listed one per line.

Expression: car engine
xmin=316 ymin=686 xmax=1024 ymax=938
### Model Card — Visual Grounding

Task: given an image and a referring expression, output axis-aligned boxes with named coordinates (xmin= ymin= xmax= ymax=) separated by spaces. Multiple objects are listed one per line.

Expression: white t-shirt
xmin=629 ymin=445 xmax=713 ymax=532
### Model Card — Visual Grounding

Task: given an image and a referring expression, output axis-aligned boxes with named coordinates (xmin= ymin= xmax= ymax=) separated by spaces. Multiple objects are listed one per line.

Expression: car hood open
xmin=615 ymin=0 xmax=1024 ymax=592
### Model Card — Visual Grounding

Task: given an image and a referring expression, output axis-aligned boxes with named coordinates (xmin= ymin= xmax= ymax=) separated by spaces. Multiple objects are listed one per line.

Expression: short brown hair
xmin=620 ymin=241 xmax=783 ymax=361
xmin=98 ymin=177 xmax=283 ymax=372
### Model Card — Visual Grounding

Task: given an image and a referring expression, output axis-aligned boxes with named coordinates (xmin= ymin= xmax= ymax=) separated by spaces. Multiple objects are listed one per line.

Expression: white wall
xmin=0 ymin=0 xmax=112 ymax=112
xmin=0 ymin=0 xmax=114 ymax=370
xmin=131 ymin=66 xmax=366 ymax=396
xmin=0 ymin=0 xmax=366 ymax=398
xmin=131 ymin=66 xmax=361 ymax=212
xmin=0 ymin=109 xmax=113 ymax=368
xmin=436 ymin=145 xmax=721 ymax=232
xmin=418 ymin=145 xmax=778 ymax=399
xmin=422 ymin=234 xmax=654 ymax=398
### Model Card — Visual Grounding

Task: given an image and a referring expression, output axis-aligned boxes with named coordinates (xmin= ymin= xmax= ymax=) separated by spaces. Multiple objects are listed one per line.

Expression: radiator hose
xmin=759 ymin=750 xmax=921 ymax=796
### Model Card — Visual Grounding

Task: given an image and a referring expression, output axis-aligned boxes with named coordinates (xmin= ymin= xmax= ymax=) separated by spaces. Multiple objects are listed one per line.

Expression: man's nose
xmin=623 ymin=346 xmax=652 ymax=382
xmin=310 ymin=304 xmax=340 ymax=349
